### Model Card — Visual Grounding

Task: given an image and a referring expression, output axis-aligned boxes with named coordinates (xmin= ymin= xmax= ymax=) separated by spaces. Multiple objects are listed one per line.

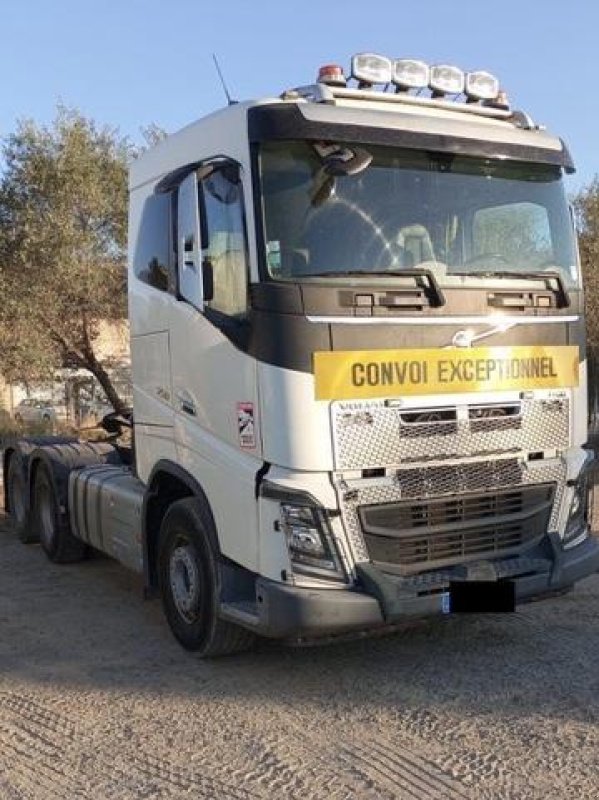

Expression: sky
xmin=1 ymin=0 xmax=598 ymax=191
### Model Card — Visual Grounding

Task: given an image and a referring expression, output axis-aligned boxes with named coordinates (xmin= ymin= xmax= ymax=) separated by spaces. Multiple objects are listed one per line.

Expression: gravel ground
xmin=1 ymin=512 xmax=599 ymax=800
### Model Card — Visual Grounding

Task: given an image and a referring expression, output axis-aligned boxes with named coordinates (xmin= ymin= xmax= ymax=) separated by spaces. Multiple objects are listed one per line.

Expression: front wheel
xmin=158 ymin=498 xmax=255 ymax=657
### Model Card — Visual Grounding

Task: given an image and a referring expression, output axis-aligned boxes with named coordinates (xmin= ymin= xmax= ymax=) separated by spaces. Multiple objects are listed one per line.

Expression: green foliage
xmin=0 ymin=107 xmax=139 ymax=411
xmin=573 ymin=178 xmax=599 ymax=348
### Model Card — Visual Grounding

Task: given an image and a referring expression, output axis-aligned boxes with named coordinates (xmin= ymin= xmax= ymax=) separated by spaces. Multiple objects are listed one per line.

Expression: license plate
xmin=449 ymin=581 xmax=515 ymax=613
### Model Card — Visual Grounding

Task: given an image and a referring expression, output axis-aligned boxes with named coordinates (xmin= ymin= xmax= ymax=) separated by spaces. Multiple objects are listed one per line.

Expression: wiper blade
xmin=453 ymin=270 xmax=570 ymax=309
xmin=305 ymin=268 xmax=446 ymax=307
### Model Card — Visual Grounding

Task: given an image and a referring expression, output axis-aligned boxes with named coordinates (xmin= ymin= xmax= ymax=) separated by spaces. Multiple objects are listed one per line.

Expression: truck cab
xmin=7 ymin=54 xmax=599 ymax=656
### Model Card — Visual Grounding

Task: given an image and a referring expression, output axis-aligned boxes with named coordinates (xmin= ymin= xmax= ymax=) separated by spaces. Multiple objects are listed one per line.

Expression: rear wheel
xmin=32 ymin=462 xmax=86 ymax=563
xmin=7 ymin=453 xmax=37 ymax=543
xmin=158 ymin=498 xmax=255 ymax=657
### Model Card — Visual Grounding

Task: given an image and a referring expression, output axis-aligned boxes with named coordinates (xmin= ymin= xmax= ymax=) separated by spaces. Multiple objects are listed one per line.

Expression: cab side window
xmin=134 ymin=192 xmax=173 ymax=292
xmin=200 ymin=168 xmax=248 ymax=317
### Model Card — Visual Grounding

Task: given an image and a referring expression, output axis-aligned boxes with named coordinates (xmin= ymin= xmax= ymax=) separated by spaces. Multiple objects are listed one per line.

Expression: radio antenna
xmin=212 ymin=54 xmax=236 ymax=105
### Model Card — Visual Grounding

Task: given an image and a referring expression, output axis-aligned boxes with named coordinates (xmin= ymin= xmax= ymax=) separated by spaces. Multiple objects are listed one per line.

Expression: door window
xmin=200 ymin=169 xmax=248 ymax=317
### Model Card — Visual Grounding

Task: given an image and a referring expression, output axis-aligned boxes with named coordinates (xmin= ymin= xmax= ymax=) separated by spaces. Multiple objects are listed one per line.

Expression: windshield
xmin=258 ymin=141 xmax=578 ymax=285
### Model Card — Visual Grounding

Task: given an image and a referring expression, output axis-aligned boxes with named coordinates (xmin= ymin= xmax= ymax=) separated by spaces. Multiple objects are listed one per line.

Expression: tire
xmin=32 ymin=462 xmax=86 ymax=563
xmin=6 ymin=453 xmax=37 ymax=543
xmin=158 ymin=498 xmax=255 ymax=657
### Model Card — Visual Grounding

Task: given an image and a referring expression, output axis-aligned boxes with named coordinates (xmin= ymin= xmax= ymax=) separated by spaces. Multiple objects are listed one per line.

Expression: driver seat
xmin=396 ymin=224 xmax=434 ymax=267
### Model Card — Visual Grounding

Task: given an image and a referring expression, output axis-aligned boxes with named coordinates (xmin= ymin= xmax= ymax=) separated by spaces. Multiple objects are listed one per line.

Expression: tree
xmin=573 ymin=179 xmax=599 ymax=348
xmin=0 ymin=107 xmax=133 ymax=414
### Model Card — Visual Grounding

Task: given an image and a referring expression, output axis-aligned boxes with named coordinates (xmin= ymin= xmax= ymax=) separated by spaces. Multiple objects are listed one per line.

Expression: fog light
xmin=465 ymin=70 xmax=500 ymax=101
xmin=430 ymin=64 xmax=465 ymax=95
xmin=393 ymin=59 xmax=430 ymax=90
xmin=351 ymin=53 xmax=393 ymax=86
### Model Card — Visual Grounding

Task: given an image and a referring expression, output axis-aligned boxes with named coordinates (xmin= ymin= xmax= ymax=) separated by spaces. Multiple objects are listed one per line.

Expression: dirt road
xmin=1 ymin=514 xmax=598 ymax=799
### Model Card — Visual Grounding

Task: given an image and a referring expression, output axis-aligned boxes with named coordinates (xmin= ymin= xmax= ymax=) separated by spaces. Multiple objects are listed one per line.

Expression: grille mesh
xmin=332 ymin=397 xmax=569 ymax=470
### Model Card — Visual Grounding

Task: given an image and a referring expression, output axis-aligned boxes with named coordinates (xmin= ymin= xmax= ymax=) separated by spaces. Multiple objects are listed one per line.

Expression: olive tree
xmin=573 ymin=178 xmax=599 ymax=347
xmin=0 ymin=107 xmax=133 ymax=413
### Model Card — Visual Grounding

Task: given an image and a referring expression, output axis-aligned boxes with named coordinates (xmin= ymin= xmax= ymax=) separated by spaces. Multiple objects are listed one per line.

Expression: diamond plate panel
xmin=332 ymin=397 xmax=569 ymax=470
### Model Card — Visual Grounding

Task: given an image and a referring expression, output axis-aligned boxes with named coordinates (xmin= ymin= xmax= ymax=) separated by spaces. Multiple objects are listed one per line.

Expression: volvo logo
xmin=452 ymin=329 xmax=476 ymax=348
xmin=449 ymin=321 xmax=517 ymax=348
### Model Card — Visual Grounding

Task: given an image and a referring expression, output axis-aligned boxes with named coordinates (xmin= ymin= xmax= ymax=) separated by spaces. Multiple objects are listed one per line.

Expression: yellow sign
xmin=314 ymin=346 xmax=579 ymax=401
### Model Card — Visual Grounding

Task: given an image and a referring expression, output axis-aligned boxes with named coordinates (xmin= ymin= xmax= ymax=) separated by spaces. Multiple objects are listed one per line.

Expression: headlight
xmin=429 ymin=64 xmax=465 ymax=95
xmin=563 ymin=472 xmax=590 ymax=546
xmin=279 ymin=503 xmax=346 ymax=580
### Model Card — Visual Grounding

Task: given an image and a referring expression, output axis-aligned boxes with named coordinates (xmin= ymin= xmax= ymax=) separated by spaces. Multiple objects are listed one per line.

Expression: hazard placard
xmin=313 ymin=346 xmax=579 ymax=401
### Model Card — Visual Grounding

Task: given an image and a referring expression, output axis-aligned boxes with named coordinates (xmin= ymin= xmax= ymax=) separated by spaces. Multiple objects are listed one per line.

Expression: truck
xmin=4 ymin=53 xmax=599 ymax=656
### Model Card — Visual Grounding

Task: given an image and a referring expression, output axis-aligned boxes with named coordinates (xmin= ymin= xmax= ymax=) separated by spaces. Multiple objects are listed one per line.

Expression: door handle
xmin=176 ymin=391 xmax=197 ymax=417
xmin=182 ymin=236 xmax=196 ymax=269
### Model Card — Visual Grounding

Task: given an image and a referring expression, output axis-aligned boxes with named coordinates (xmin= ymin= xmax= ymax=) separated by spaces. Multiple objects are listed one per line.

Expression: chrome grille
xmin=332 ymin=396 xmax=570 ymax=470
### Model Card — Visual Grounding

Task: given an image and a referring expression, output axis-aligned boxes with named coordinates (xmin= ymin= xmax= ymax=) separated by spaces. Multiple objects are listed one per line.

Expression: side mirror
xmin=202 ymin=259 xmax=214 ymax=302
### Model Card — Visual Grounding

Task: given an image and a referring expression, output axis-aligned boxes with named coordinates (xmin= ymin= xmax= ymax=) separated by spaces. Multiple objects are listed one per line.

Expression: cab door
xmin=169 ymin=160 xmax=261 ymax=567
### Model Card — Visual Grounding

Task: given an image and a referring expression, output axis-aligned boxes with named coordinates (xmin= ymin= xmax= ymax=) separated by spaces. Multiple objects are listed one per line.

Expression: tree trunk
xmin=87 ymin=357 xmax=127 ymax=414
xmin=84 ymin=354 xmax=128 ymax=416
xmin=48 ymin=319 xmax=128 ymax=418
xmin=77 ymin=317 xmax=128 ymax=417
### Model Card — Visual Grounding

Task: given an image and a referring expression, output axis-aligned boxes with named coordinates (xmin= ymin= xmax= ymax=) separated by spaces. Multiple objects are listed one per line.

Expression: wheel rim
xmin=37 ymin=479 xmax=56 ymax=550
xmin=9 ymin=470 xmax=25 ymax=526
xmin=169 ymin=541 xmax=201 ymax=623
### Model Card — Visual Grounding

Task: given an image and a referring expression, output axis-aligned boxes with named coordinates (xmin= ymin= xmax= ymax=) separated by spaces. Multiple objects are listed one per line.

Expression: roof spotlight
xmin=429 ymin=64 xmax=465 ymax=96
xmin=351 ymin=53 xmax=393 ymax=86
xmin=393 ymin=59 xmax=430 ymax=91
xmin=465 ymin=70 xmax=500 ymax=101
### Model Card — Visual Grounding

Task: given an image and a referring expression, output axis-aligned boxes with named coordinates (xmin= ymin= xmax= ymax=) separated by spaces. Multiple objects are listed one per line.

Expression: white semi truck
xmin=5 ymin=54 xmax=599 ymax=656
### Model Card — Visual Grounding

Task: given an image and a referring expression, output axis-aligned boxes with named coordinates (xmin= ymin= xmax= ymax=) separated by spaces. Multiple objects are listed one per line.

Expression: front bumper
xmin=251 ymin=531 xmax=599 ymax=639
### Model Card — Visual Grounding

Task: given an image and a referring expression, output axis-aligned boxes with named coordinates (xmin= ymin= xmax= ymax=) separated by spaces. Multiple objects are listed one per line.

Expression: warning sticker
xmin=237 ymin=402 xmax=256 ymax=448
xmin=313 ymin=345 xmax=579 ymax=401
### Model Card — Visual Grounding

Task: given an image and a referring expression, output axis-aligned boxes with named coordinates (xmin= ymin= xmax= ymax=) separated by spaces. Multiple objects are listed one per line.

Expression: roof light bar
xmin=429 ymin=64 xmax=465 ymax=96
xmin=465 ymin=70 xmax=500 ymax=101
xmin=393 ymin=59 xmax=430 ymax=90
xmin=351 ymin=53 xmax=393 ymax=86
xmin=320 ymin=53 xmax=511 ymax=112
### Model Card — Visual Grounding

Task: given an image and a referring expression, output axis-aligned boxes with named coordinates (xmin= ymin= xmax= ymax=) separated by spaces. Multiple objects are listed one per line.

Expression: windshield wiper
xmin=305 ymin=268 xmax=446 ymax=308
xmin=452 ymin=270 xmax=570 ymax=309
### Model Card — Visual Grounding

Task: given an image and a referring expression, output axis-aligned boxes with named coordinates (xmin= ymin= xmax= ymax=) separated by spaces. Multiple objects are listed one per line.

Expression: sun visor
xmin=247 ymin=104 xmax=574 ymax=173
